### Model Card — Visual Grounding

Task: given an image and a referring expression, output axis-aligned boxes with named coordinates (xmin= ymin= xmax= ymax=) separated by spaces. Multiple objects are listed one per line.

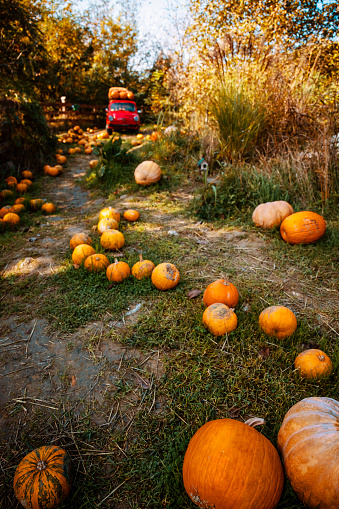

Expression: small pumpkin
xmin=41 ymin=203 xmax=56 ymax=214
xmin=84 ymin=147 xmax=92 ymax=154
xmin=150 ymin=131 xmax=159 ymax=142
xmin=277 ymin=397 xmax=339 ymax=509
xmin=20 ymin=179 xmax=33 ymax=188
xmin=69 ymin=232 xmax=92 ymax=251
xmin=68 ymin=148 xmax=76 ymax=155
xmin=97 ymin=217 xmax=119 ymax=234
xmin=203 ymin=303 xmax=237 ymax=336
xmin=252 ymin=201 xmax=294 ymax=229
xmin=46 ymin=167 xmax=60 ymax=177
xmin=0 ymin=189 xmax=13 ymax=199
xmin=183 ymin=417 xmax=284 ymax=509
xmin=84 ymin=253 xmax=110 ymax=272
xmin=280 ymin=211 xmax=326 ymax=244
xmin=294 ymin=348 xmax=333 ymax=379
xmin=15 ymin=197 xmax=26 ymax=205
xmin=151 ymin=262 xmax=180 ymax=290
xmin=134 ymin=161 xmax=162 ymax=185
xmin=99 ymin=207 xmax=120 ymax=223
xmin=203 ymin=278 xmax=239 ymax=308
xmin=12 ymin=203 xmax=25 ymax=214
xmin=123 ymin=209 xmax=140 ymax=222
xmin=0 ymin=205 xmax=14 ymax=218
xmin=72 ymin=244 xmax=96 ymax=265
xmin=259 ymin=305 xmax=297 ymax=339
xmin=22 ymin=170 xmax=34 ymax=180
xmin=106 ymin=258 xmax=131 ymax=283
xmin=55 ymin=165 xmax=63 ymax=173
xmin=5 ymin=176 xmax=17 ymax=185
xmin=89 ymin=159 xmax=98 ymax=169
xmin=30 ymin=199 xmax=45 ymax=211
xmin=3 ymin=212 xmax=20 ymax=228
xmin=136 ymin=133 xmax=144 ymax=140
xmin=56 ymin=155 xmax=67 ymax=164
xmin=100 ymin=229 xmax=125 ymax=251
xmin=13 ymin=445 xmax=72 ymax=509
xmin=132 ymin=254 xmax=155 ymax=280
xmin=7 ymin=179 xmax=17 ymax=189
xmin=44 ymin=165 xmax=52 ymax=174
xmin=16 ymin=183 xmax=28 ymax=194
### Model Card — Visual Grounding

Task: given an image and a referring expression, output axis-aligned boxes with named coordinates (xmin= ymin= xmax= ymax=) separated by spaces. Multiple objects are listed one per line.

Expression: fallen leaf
xmin=73 ymin=263 xmax=80 ymax=269
xmin=107 ymin=282 xmax=118 ymax=290
xmin=187 ymin=289 xmax=202 ymax=299
xmin=228 ymin=406 xmax=241 ymax=418
xmin=258 ymin=347 xmax=270 ymax=359
xmin=71 ymin=375 xmax=77 ymax=386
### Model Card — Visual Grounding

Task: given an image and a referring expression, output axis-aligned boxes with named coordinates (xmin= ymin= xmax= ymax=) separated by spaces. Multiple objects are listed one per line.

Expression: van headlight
xmin=133 ymin=115 xmax=139 ymax=121
xmin=108 ymin=115 xmax=114 ymax=121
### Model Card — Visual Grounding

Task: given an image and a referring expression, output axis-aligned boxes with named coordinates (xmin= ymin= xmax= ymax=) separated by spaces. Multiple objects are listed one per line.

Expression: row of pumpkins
xmin=11 ymin=158 xmax=336 ymax=508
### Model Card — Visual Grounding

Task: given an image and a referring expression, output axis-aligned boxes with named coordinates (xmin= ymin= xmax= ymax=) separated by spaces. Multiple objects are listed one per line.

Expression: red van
xmin=105 ymin=99 xmax=140 ymax=134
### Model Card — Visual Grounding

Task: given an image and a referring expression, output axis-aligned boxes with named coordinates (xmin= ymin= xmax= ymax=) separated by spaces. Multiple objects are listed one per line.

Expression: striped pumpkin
xmin=13 ymin=445 xmax=72 ymax=509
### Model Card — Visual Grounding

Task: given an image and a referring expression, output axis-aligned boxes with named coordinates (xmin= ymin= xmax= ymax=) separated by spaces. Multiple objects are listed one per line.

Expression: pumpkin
xmin=72 ymin=244 xmax=96 ymax=265
xmin=0 ymin=189 xmax=13 ymax=199
xmin=252 ymin=201 xmax=294 ymax=229
xmin=41 ymin=203 xmax=56 ymax=215
xmin=106 ymin=258 xmax=131 ymax=282
xmin=3 ymin=212 xmax=20 ymax=227
xmin=132 ymin=254 xmax=155 ymax=280
xmin=55 ymin=165 xmax=63 ymax=173
xmin=46 ymin=167 xmax=60 ymax=177
xmin=84 ymin=147 xmax=92 ymax=154
xmin=134 ymin=161 xmax=162 ymax=185
xmin=15 ymin=197 xmax=26 ymax=205
xmin=16 ymin=183 xmax=28 ymax=194
xmin=123 ymin=209 xmax=140 ymax=222
xmin=30 ymin=199 xmax=45 ymax=211
xmin=13 ymin=445 xmax=72 ymax=509
xmin=22 ymin=170 xmax=34 ymax=180
xmin=294 ymin=348 xmax=333 ymax=379
xmin=43 ymin=165 xmax=52 ymax=174
xmin=100 ymin=229 xmax=125 ymax=250
xmin=21 ymin=179 xmax=32 ymax=188
xmin=151 ymin=262 xmax=180 ymax=290
xmin=84 ymin=253 xmax=110 ymax=272
xmin=68 ymin=148 xmax=76 ymax=155
xmin=5 ymin=176 xmax=17 ymax=185
xmin=99 ymin=207 xmax=121 ymax=223
xmin=259 ymin=306 xmax=297 ymax=339
xmin=183 ymin=417 xmax=284 ymax=509
xmin=136 ymin=133 xmax=144 ymax=140
xmin=89 ymin=160 xmax=98 ymax=169
xmin=97 ymin=217 xmax=119 ymax=234
xmin=150 ymin=131 xmax=159 ymax=142
xmin=280 ymin=211 xmax=326 ymax=244
xmin=12 ymin=204 xmax=25 ymax=214
xmin=7 ymin=179 xmax=17 ymax=189
xmin=203 ymin=303 xmax=237 ymax=336
xmin=277 ymin=397 xmax=339 ymax=509
xmin=0 ymin=205 xmax=14 ymax=218
xmin=69 ymin=232 xmax=92 ymax=251
xmin=127 ymin=91 xmax=134 ymax=100
xmin=203 ymin=278 xmax=239 ymax=308
xmin=56 ymin=155 xmax=67 ymax=164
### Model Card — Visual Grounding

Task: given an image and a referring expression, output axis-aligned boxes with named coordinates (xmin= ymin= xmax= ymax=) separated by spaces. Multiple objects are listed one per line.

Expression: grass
xmin=1 ymin=137 xmax=338 ymax=508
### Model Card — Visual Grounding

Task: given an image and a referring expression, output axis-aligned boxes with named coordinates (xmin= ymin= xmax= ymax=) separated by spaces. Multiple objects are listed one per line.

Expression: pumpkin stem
xmin=139 ymin=253 xmax=143 ymax=262
xmin=221 ymin=274 xmax=230 ymax=285
xmin=114 ymin=258 xmax=118 ymax=264
xmin=36 ymin=460 xmax=47 ymax=471
xmin=244 ymin=417 xmax=266 ymax=428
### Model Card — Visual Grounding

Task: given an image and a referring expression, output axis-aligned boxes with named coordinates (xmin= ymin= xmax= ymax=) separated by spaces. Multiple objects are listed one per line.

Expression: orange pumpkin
xmin=203 ymin=303 xmax=237 ymax=336
xmin=132 ymin=254 xmax=155 ymax=280
xmin=69 ymin=232 xmax=92 ymax=251
xmin=294 ymin=349 xmax=333 ymax=379
xmin=134 ymin=161 xmax=162 ymax=185
xmin=151 ymin=262 xmax=180 ymax=290
xmin=99 ymin=207 xmax=120 ymax=223
xmin=12 ymin=204 xmax=25 ymax=214
xmin=46 ymin=167 xmax=60 ymax=177
xmin=252 ymin=201 xmax=294 ymax=229
xmin=22 ymin=170 xmax=33 ymax=179
xmin=84 ymin=253 xmax=110 ymax=272
xmin=97 ymin=217 xmax=119 ymax=234
xmin=123 ymin=209 xmax=140 ymax=222
xmin=15 ymin=197 xmax=26 ymax=205
xmin=183 ymin=418 xmax=284 ymax=509
xmin=0 ymin=189 xmax=13 ymax=199
xmin=3 ymin=212 xmax=20 ymax=228
xmin=5 ymin=176 xmax=17 ymax=185
xmin=150 ymin=131 xmax=159 ymax=142
xmin=106 ymin=258 xmax=131 ymax=283
xmin=20 ymin=179 xmax=33 ymax=188
xmin=16 ymin=183 xmax=28 ymax=194
xmin=30 ymin=199 xmax=45 ymax=211
xmin=89 ymin=160 xmax=98 ymax=169
xmin=277 ymin=397 xmax=339 ymax=509
xmin=13 ymin=445 xmax=72 ymax=509
xmin=41 ymin=203 xmax=56 ymax=215
xmin=280 ymin=211 xmax=326 ymax=244
xmin=84 ymin=147 xmax=92 ymax=154
xmin=43 ymin=165 xmax=52 ymax=174
xmin=100 ymin=230 xmax=125 ymax=251
xmin=0 ymin=205 xmax=14 ymax=218
xmin=203 ymin=278 xmax=239 ymax=308
xmin=72 ymin=244 xmax=96 ymax=265
xmin=259 ymin=305 xmax=297 ymax=339
xmin=56 ymin=155 xmax=67 ymax=165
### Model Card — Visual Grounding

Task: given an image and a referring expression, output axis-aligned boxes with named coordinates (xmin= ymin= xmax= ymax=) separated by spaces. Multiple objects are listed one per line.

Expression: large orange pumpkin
xmin=106 ymin=258 xmax=131 ymax=283
xmin=99 ymin=207 xmax=120 ymax=223
xmin=97 ymin=217 xmax=119 ymax=234
xmin=252 ymin=201 xmax=294 ymax=229
xmin=0 ymin=205 xmax=14 ymax=218
xmin=3 ymin=212 xmax=20 ymax=227
xmin=100 ymin=229 xmax=125 ymax=251
xmin=203 ymin=278 xmax=239 ymax=308
xmin=132 ymin=254 xmax=155 ymax=280
xmin=13 ymin=445 xmax=72 ymax=509
xmin=30 ymin=199 xmax=45 ymax=211
xmin=277 ymin=397 xmax=339 ymax=509
xmin=22 ymin=170 xmax=33 ymax=179
xmin=69 ymin=232 xmax=92 ymax=251
xmin=151 ymin=262 xmax=180 ymax=290
xmin=72 ymin=244 xmax=96 ymax=265
xmin=41 ymin=203 xmax=56 ymax=215
xmin=183 ymin=418 xmax=284 ymax=509
xmin=259 ymin=306 xmax=297 ymax=339
xmin=280 ymin=211 xmax=326 ymax=244
xmin=294 ymin=348 xmax=333 ymax=379
xmin=84 ymin=254 xmax=110 ymax=272
xmin=134 ymin=161 xmax=162 ymax=185
xmin=203 ymin=303 xmax=237 ymax=336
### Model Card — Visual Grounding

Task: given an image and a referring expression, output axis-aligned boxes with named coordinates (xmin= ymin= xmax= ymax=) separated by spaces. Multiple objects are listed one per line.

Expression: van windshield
xmin=110 ymin=103 xmax=136 ymax=112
